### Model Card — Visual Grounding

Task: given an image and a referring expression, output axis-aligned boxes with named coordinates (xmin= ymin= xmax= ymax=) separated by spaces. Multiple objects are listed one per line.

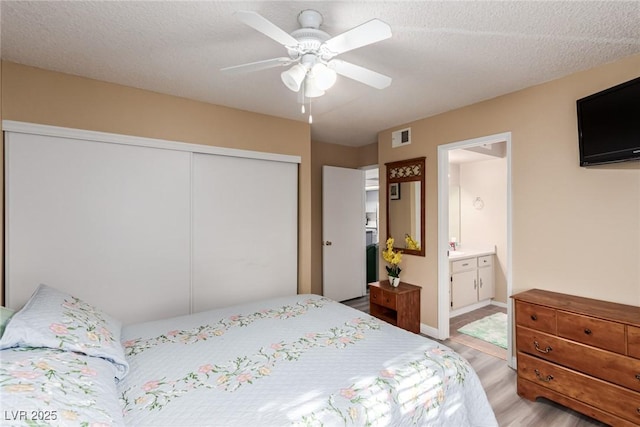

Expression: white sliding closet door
xmin=5 ymin=132 xmax=191 ymax=324
xmin=192 ymin=154 xmax=298 ymax=312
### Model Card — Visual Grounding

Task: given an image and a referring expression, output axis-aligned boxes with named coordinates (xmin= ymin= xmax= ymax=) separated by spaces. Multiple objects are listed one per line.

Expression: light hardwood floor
xmin=341 ymin=294 xmax=607 ymax=427
xmin=449 ymin=304 xmax=507 ymax=360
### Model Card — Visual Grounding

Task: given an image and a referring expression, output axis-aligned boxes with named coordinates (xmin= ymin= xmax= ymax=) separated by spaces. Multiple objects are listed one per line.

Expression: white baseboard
xmin=491 ymin=300 xmax=508 ymax=308
xmin=449 ymin=299 xmax=491 ymax=318
xmin=420 ymin=323 xmax=440 ymax=339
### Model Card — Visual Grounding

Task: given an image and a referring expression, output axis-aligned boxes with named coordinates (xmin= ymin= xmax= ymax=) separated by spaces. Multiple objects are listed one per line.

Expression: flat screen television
xmin=577 ymin=76 xmax=640 ymax=166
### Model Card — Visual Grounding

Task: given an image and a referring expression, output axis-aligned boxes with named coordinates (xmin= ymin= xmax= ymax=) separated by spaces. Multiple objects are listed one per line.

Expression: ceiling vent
xmin=392 ymin=128 xmax=411 ymax=148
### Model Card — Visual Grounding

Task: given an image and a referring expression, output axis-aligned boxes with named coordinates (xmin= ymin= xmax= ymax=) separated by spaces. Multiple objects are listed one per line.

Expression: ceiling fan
xmin=221 ymin=10 xmax=393 ymax=101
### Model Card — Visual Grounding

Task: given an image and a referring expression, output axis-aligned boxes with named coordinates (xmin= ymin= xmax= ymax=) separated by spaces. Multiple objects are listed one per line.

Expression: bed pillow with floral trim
xmin=0 ymin=284 xmax=129 ymax=380
xmin=2 ymin=346 xmax=126 ymax=426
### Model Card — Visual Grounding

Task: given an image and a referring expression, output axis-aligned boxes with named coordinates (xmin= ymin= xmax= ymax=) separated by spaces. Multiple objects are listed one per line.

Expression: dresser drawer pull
xmin=637 ymin=408 xmax=640 ymax=415
xmin=584 ymin=328 xmax=592 ymax=335
xmin=533 ymin=341 xmax=552 ymax=354
xmin=534 ymin=369 xmax=554 ymax=383
xmin=530 ymin=314 xmax=537 ymax=321
xmin=636 ymin=374 xmax=640 ymax=381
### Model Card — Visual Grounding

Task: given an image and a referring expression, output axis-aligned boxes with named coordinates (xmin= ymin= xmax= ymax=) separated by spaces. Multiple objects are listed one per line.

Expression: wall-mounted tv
xmin=577 ymin=76 xmax=640 ymax=166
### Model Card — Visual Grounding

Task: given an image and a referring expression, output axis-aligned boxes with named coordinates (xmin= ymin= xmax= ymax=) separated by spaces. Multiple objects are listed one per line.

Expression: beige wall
xmin=1 ymin=61 xmax=312 ymax=298
xmin=310 ymin=141 xmax=377 ymax=295
xmin=379 ymin=54 xmax=640 ymax=328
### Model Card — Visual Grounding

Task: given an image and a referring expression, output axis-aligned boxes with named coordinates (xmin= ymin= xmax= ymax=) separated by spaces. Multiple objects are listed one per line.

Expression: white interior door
xmin=322 ymin=166 xmax=366 ymax=301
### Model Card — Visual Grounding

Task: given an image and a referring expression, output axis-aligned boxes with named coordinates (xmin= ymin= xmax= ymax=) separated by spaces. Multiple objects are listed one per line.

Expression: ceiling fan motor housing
xmin=287 ymin=28 xmax=331 ymax=60
xmin=297 ymin=9 xmax=323 ymax=29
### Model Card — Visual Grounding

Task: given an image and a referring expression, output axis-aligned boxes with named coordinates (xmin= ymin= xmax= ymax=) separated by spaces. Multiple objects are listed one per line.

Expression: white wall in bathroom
xmin=460 ymin=157 xmax=508 ymax=303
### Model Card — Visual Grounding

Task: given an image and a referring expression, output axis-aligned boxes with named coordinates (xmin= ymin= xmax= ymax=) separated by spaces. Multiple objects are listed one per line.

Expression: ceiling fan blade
xmin=330 ymin=59 xmax=392 ymax=89
xmin=221 ymin=57 xmax=294 ymax=73
xmin=323 ymin=19 xmax=391 ymax=56
xmin=234 ymin=10 xmax=299 ymax=47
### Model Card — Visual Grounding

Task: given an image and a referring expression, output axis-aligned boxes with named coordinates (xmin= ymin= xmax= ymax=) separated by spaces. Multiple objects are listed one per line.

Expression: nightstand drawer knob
xmin=531 ymin=314 xmax=537 ymax=321
xmin=584 ymin=328 xmax=592 ymax=335
xmin=636 ymin=374 xmax=640 ymax=381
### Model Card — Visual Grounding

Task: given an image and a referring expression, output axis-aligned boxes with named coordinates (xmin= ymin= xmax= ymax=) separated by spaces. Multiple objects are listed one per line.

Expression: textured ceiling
xmin=1 ymin=1 xmax=639 ymax=147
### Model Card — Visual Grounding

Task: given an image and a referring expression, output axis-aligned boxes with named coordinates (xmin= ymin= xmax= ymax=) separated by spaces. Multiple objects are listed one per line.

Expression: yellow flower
xmin=405 ymin=234 xmax=420 ymax=250
xmin=382 ymin=238 xmax=403 ymax=277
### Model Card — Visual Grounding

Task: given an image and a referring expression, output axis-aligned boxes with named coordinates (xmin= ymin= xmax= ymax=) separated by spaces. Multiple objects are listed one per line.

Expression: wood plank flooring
xmin=449 ymin=304 xmax=507 ymax=360
xmin=341 ymin=294 xmax=607 ymax=427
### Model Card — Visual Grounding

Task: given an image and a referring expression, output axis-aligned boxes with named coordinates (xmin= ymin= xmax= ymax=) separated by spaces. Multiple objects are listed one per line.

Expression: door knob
xmin=323 ymin=241 xmax=333 ymax=246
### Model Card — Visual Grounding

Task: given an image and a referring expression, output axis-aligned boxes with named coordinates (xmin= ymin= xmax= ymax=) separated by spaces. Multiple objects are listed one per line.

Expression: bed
xmin=0 ymin=284 xmax=498 ymax=426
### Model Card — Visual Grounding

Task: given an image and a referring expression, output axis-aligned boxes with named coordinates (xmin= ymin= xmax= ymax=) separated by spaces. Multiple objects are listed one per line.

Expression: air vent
xmin=392 ymin=128 xmax=411 ymax=148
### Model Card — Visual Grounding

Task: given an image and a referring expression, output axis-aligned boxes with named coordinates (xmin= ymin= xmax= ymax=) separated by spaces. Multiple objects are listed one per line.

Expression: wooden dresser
xmin=369 ymin=280 xmax=421 ymax=333
xmin=512 ymin=289 xmax=640 ymax=426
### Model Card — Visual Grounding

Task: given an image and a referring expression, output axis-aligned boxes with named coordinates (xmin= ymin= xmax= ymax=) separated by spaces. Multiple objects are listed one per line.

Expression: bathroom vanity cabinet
xmin=450 ymin=254 xmax=494 ymax=310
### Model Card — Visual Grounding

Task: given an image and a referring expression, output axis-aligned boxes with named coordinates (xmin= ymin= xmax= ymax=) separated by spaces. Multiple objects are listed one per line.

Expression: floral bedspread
xmin=0 ymin=347 xmax=125 ymax=426
xmin=118 ymin=294 xmax=497 ymax=426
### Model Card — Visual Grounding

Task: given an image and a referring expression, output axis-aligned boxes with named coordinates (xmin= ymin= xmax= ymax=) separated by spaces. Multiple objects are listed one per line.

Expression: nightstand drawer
xmin=515 ymin=300 xmax=556 ymax=334
xmin=370 ymin=285 xmax=397 ymax=310
xmin=557 ymin=311 xmax=625 ymax=353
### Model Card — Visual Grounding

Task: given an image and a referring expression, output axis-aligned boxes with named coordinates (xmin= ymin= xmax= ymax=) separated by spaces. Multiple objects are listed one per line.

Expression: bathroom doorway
xmin=437 ymin=132 xmax=513 ymax=367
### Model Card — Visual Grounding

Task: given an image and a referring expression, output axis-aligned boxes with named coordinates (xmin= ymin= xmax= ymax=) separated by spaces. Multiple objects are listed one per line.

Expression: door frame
xmin=437 ymin=131 xmax=514 ymax=368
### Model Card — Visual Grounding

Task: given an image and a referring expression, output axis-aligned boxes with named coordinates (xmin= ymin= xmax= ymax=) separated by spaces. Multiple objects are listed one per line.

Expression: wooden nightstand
xmin=369 ymin=280 xmax=421 ymax=333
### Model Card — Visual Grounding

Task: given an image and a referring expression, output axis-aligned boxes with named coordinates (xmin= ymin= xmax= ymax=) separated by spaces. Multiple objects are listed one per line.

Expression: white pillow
xmin=0 ymin=284 xmax=129 ymax=380
xmin=1 ymin=347 xmax=126 ymax=425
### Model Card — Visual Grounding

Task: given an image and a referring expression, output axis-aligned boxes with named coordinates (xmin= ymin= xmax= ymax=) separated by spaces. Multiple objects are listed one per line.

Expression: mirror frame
xmin=385 ymin=156 xmax=426 ymax=257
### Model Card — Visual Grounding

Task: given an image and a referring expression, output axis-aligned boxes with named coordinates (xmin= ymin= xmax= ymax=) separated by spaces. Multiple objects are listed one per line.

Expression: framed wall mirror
xmin=385 ymin=157 xmax=426 ymax=257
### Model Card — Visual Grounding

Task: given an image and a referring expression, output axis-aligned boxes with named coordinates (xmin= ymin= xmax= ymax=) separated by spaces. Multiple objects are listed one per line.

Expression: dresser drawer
xmin=477 ymin=255 xmax=492 ymax=267
xmin=517 ymin=326 xmax=640 ymax=392
xmin=629 ymin=326 xmax=640 ymax=359
xmin=451 ymin=258 xmax=475 ymax=273
xmin=557 ymin=311 xmax=625 ymax=353
xmin=518 ymin=352 xmax=640 ymax=424
xmin=369 ymin=286 xmax=397 ymax=310
xmin=515 ymin=301 xmax=556 ymax=334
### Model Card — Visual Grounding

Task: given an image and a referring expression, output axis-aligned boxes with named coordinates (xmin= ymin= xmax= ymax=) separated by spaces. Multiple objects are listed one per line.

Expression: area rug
xmin=457 ymin=312 xmax=507 ymax=349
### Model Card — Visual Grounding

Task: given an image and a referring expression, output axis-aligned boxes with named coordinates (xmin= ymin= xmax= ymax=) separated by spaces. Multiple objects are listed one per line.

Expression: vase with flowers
xmin=382 ymin=237 xmax=403 ymax=287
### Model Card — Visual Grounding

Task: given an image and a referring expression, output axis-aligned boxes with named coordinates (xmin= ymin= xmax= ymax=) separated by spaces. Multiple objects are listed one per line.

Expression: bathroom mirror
xmin=385 ymin=157 xmax=426 ymax=256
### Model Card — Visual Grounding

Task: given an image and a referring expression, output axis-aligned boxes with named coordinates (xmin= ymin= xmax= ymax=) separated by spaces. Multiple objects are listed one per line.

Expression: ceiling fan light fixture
xmin=304 ymin=76 xmax=325 ymax=98
xmin=311 ymin=63 xmax=337 ymax=91
xmin=281 ymin=63 xmax=307 ymax=92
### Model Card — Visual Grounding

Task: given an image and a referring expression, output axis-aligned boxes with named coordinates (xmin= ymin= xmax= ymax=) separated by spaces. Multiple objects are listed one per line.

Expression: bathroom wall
xmin=459 ymin=157 xmax=508 ymax=304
